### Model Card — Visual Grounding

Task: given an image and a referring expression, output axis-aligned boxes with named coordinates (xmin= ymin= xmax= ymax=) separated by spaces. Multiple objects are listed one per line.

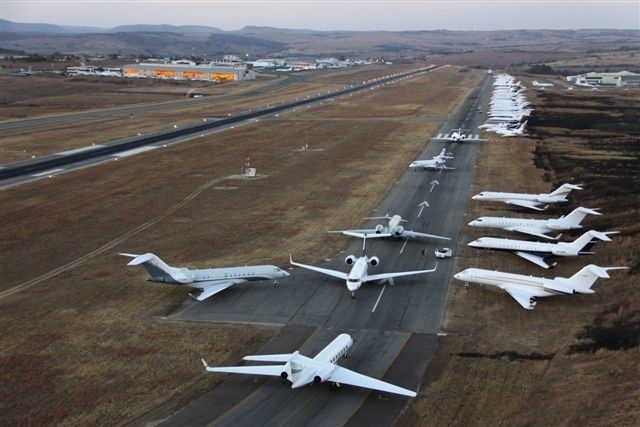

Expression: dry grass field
xmin=400 ymin=86 xmax=640 ymax=426
xmin=0 ymin=66 xmax=481 ymax=424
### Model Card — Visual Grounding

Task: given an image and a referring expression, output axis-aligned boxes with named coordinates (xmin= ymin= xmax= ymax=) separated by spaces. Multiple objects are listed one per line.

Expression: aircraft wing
xmin=510 ymin=226 xmax=561 ymax=240
xmin=365 ymin=264 xmax=437 ymax=282
xmin=192 ymin=279 xmax=247 ymax=301
xmin=501 ymin=286 xmax=543 ymax=310
xmin=201 ymin=359 xmax=285 ymax=377
xmin=342 ymin=231 xmax=393 ymax=239
xmin=290 ymin=257 xmax=349 ymax=280
xmin=514 ymin=251 xmax=553 ymax=269
xmin=328 ymin=366 xmax=416 ymax=397
xmin=243 ymin=352 xmax=295 ymax=363
xmin=402 ymin=230 xmax=451 ymax=241
xmin=505 ymin=199 xmax=546 ymax=210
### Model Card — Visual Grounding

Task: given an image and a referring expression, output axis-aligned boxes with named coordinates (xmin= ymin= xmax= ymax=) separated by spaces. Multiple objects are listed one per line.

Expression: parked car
xmin=435 ymin=248 xmax=453 ymax=258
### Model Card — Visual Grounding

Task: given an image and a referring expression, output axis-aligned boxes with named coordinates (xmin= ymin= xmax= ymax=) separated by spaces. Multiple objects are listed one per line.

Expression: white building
xmin=567 ymin=71 xmax=640 ymax=87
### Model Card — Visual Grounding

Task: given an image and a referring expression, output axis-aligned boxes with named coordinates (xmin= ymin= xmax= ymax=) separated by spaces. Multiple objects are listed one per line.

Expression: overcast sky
xmin=2 ymin=1 xmax=639 ymax=31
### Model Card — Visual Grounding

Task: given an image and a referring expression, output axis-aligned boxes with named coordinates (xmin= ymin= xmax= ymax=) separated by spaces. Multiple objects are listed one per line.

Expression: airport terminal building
xmin=567 ymin=71 xmax=640 ymax=87
xmin=122 ymin=61 xmax=255 ymax=82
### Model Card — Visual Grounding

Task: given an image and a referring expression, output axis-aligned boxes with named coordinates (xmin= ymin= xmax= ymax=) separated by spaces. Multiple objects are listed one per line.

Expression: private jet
xmin=290 ymin=237 xmax=437 ymax=298
xmin=467 ymin=230 xmax=616 ymax=269
xmin=330 ymin=214 xmax=450 ymax=241
xmin=454 ymin=265 xmax=626 ymax=310
xmin=471 ymin=183 xmax=582 ymax=211
xmin=468 ymin=207 xmax=601 ymax=240
xmin=202 ymin=333 xmax=417 ymax=397
xmin=409 ymin=148 xmax=454 ymax=170
xmin=120 ymin=253 xmax=289 ymax=301
xmin=430 ymin=128 xmax=485 ymax=143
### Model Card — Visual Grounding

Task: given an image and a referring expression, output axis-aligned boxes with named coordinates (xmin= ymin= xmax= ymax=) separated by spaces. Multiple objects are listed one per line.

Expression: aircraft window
xmin=348 ymin=279 xmax=359 ymax=283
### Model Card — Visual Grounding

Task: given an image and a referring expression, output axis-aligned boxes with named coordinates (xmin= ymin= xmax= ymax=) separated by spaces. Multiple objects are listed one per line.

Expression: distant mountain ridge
xmin=1 ymin=19 xmax=638 ymax=62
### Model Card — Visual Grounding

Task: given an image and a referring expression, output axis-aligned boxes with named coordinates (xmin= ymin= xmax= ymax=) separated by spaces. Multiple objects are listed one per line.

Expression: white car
xmin=435 ymin=248 xmax=453 ymax=258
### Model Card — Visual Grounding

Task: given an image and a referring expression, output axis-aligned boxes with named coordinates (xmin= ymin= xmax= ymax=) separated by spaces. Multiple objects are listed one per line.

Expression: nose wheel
xmin=351 ymin=292 xmax=355 ymax=299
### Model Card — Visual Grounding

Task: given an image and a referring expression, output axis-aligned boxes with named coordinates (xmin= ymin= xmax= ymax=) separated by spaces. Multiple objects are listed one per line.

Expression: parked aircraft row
xmin=457 ymin=183 xmax=625 ymax=308
xmin=480 ymin=74 xmax=531 ymax=137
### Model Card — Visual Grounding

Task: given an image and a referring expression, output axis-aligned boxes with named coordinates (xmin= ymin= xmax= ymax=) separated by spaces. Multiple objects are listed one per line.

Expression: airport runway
xmin=161 ymin=73 xmax=494 ymax=426
xmin=0 ymin=66 xmax=438 ymax=186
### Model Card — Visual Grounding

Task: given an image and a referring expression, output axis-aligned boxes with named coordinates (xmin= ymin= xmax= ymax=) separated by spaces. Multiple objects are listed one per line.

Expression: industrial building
xmin=122 ymin=61 xmax=255 ymax=82
xmin=567 ymin=71 xmax=640 ymax=87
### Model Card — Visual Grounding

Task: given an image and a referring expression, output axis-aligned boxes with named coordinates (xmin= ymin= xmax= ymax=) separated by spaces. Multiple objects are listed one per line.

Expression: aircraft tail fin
xmin=561 ymin=207 xmax=601 ymax=227
xmin=549 ymin=183 xmax=582 ymax=198
xmin=120 ymin=252 xmax=194 ymax=284
xmin=568 ymin=230 xmax=614 ymax=254
xmin=566 ymin=265 xmax=628 ymax=293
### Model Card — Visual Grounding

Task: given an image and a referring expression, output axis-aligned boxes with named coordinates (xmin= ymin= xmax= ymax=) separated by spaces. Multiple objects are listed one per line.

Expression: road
xmin=158 ymin=73 xmax=494 ymax=426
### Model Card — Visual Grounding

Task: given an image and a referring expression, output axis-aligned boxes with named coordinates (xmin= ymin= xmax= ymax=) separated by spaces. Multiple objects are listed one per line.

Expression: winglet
xmin=201 ymin=359 xmax=210 ymax=370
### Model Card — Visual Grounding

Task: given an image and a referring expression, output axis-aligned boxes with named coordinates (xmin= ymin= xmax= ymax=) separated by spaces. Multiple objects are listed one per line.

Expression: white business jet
xmin=454 ymin=265 xmax=626 ymax=310
xmin=468 ymin=207 xmax=601 ymax=240
xmin=290 ymin=237 xmax=437 ymax=298
xmin=472 ymin=183 xmax=582 ymax=211
xmin=201 ymin=333 xmax=416 ymax=397
xmin=467 ymin=230 xmax=616 ymax=269
xmin=409 ymin=148 xmax=454 ymax=170
xmin=430 ymin=128 xmax=485 ymax=143
xmin=330 ymin=214 xmax=450 ymax=241
xmin=494 ymin=121 xmax=527 ymax=137
xmin=120 ymin=253 xmax=289 ymax=301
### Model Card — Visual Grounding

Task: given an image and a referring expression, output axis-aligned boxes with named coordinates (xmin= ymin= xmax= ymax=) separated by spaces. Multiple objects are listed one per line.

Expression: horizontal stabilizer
xmin=120 ymin=252 xmax=155 ymax=266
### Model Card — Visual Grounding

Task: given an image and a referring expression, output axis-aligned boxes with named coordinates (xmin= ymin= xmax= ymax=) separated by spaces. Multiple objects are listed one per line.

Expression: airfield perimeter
xmin=1 ymin=64 xmax=639 ymax=425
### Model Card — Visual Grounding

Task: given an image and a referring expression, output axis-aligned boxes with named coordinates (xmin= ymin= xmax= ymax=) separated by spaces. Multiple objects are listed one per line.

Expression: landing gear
xmin=351 ymin=292 xmax=355 ymax=299
xmin=464 ymin=282 xmax=469 ymax=290
xmin=274 ymin=279 xmax=279 ymax=288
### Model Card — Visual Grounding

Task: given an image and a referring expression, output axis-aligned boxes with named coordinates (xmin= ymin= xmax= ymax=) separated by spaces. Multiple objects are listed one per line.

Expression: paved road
xmin=160 ymin=73 xmax=494 ymax=426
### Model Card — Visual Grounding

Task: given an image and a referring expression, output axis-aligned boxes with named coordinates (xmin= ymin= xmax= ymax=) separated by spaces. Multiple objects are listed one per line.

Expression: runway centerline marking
xmin=372 ymin=284 xmax=387 ymax=313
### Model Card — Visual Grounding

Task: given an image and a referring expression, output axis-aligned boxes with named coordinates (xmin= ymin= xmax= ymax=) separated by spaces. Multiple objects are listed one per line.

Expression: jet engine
xmin=538 ymin=195 xmax=567 ymax=203
xmin=345 ymin=255 xmax=356 ymax=265
xmin=547 ymin=219 xmax=571 ymax=230
xmin=368 ymin=256 xmax=379 ymax=266
xmin=313 ymin=366 xmax=335 ymax=383
xmin=552 ymin=247 xmax=578 ymax=257
xmin=375 ymin=224 xmax=385 ymax=234
xmin=392 ymin=226 xmax=404 ymax=237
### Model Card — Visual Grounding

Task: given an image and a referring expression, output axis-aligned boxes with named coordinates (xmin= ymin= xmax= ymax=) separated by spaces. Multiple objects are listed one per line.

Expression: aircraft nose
xmin=471 ymin=194 xmax=480 ymax=200
xmin=468 ymin=220 xmax=476 ymax=226
xmin=467 ymin=240 xmax=480 ymax=247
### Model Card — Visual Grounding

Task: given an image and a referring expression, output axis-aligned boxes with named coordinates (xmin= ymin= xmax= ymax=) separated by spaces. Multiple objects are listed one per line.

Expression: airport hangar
xmin=122 ymin=62 xmax=256 ymax=82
